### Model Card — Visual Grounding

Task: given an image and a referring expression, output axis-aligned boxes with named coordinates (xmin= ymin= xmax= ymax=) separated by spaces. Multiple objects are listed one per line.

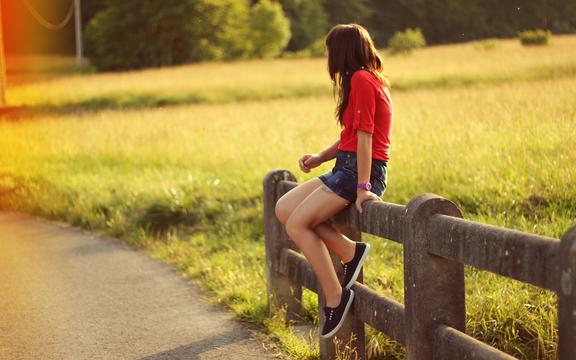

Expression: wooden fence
xmin=263 ymin=169 xmax=576 ymax=360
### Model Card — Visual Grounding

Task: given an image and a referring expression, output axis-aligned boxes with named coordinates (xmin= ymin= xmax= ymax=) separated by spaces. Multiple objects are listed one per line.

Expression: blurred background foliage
xmin=2 ymin=0 xmax=575 ymax=70
xmin=84 ymin=0 xmax=290 ymax=70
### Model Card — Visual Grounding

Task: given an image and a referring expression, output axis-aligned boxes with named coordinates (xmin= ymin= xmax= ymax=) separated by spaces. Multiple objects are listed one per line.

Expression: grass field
xmin=1 ymin=36 xmax=575 ymax=359
xmin=6 ymin=36 xmax=576 ymax=111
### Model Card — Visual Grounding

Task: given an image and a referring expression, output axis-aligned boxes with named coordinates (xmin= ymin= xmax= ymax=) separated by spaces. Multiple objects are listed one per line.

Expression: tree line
xmin=3 ymin=0 xmax=574 ymax=70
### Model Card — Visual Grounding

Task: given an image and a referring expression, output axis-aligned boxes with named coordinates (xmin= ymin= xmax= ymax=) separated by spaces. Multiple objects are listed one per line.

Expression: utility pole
xmin=0 ymin=0 xmax=6 ymax=107
xmin=74 ymin=0 xmax=82 ymax=66
xmin=22 ymin=0 xmax=78 ymax=66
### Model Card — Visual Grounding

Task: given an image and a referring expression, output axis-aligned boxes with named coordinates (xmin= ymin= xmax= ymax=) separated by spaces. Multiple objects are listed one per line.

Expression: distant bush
xmin=85 ymin=0 xmax=291 ymax=71
xmin=281 ymin=49 xmax=312 ymax=59
xmin=85 ymin=0 xmax=203 ymax=71
xmin=308 ymin=38 xmax=326 ymax=57
xmin=281 ymin=37 xmax=326 ymax=59
xmin=518 ymin=30 xmax=551 ymax=46
xmin=473 ymin=38 xmax=499 ymax=51
xmin=249 ymin=0 xmax=291 ymax=59
xmin=388 ymin=28 xmax=426 ymax=55
xmin=279 ymin=0 xmax=329 ymax=52
xmin=195 ymin=0 xmax=253 ymax=61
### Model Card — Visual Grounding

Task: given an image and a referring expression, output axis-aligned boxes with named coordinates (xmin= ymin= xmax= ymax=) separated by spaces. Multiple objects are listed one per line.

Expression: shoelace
xmin=343 ymin=263 xmax=348 ymax=278
xmin=328 ymin=309 xmax=334 ymax=321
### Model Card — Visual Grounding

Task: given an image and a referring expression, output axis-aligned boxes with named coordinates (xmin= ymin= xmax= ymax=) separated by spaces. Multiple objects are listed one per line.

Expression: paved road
xmin=0 ymin=212 xmax=279 ymax=360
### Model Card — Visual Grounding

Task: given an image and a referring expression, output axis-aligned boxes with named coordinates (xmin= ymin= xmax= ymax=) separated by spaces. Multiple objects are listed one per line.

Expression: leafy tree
xmin=420 ymin=0 xmax=486 ymax=43
xmin=85 ymin=0 xmax=204 ymax=70
xmin=366 ymin=0 xmax=427 ymax=47
xmin=279 ymin=0 xmax=329 ymax=51
xmin=85 ymin=0 xmax=258 ymax=70
xmin=83 ymin=0 xmax=576 ymax=70
xmin=323 ymin=0 xmax=371 ymax=25
xmin=549 ymin=0 xmax=576 ymax=33
xmin=365 ymin=0 xmax=576 ymax=46
xmin=196 ymin=0 xmax=252 ymax=61
xmin=82 ymin=0 xmax=106 ymax=29
xmin=481 ymin=0 xmax=575 ymax=36
xmin=249 ymin=0 xmax=291 ymax=58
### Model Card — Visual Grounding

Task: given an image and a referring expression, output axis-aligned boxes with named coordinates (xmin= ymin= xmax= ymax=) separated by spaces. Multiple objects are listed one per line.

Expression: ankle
xmin=341 ymin=242 xmax=357 ymax=264
xmin=325 ymin=288 xmax=343 ymax=308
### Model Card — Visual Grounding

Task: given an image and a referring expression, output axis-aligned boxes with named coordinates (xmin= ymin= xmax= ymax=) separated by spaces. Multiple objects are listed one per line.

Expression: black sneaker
xmin=341 ymin=242 xmax=371 ymax=289
xmin=320 ymin=288 xmax=355 ymax=338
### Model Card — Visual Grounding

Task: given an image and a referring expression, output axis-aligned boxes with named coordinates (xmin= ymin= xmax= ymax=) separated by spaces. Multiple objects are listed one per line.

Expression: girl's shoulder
xmin=351 ymin=69 xmax=386 ymax=92
xmin=351 ymin=69 xmax=374 ymax=82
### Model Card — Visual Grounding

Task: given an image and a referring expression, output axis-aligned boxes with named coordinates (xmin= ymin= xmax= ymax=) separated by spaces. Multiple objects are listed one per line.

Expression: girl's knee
xmin=285 ymin=215 xmax=312 ymax=242
xmin=275 ymin=197 xmax=290 ymax=225
xmin=285 ymin=217 xmax=301 ymax=242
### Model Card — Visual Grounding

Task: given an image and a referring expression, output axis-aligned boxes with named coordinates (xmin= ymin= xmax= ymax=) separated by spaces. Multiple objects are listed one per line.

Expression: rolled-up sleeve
xmin=351 ymin=72 xmax=376 ymax=134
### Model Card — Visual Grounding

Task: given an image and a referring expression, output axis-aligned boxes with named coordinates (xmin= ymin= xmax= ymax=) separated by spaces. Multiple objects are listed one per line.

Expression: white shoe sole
xmin=344 ymin=243 xmax=371 ymax=289
xmin=320 ymin=289 xmax=355 ymax=338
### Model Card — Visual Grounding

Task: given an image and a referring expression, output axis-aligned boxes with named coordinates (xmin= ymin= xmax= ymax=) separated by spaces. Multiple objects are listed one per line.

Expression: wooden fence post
xmin=263 ymin=170 xmax=305 ymax=322
xmin=319 ymin=220 xmax=366 ymax=359
xmin=403 ymin=194 xmax=465 ymax=359
xmin=558 ymin=225 xmax=576 ymax=359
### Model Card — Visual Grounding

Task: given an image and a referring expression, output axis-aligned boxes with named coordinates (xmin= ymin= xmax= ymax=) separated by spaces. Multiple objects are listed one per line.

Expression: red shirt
xmin=338 ymin=70 xmax=392 ymax=161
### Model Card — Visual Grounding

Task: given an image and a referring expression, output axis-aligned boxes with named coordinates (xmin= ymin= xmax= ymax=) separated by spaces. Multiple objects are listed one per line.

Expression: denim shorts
xmin=318 ymin=151 xmax=388 ymax=203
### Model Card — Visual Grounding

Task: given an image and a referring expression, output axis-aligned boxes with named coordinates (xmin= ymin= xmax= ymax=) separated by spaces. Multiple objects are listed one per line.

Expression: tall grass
xmin=1 ymin=37 xmax=575 ymax=359
xmin=6 ymin=36 xmax=576 ymax=111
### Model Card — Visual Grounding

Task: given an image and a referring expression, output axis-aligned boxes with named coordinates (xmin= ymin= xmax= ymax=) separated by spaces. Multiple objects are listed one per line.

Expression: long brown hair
xmin=325 ymin=24 xmax=387 ymax=126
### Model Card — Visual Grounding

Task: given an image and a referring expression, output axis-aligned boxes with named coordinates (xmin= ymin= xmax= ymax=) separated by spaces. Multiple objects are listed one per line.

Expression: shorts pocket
xmin=342 ymin=160 xmax=357 ymax=174
xmin=337 ymin=155 xmax=357 ymax=174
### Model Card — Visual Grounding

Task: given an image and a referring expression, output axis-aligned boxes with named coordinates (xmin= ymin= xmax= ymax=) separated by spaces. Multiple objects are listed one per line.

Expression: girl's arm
xmin=317 ymin=140 xmax=341 ymax=162
xmin=355 ymin=130 xmax=381 ymax=212
xmin=299 ymin=140 xmax=340 ymax=173
xmin=356 ymin=131 xmax=372 ymax=185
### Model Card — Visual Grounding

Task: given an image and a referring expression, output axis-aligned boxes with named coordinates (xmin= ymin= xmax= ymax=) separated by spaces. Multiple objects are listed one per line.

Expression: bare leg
xmin=275 ymin=178 xmax=325 ymax=224
xmin=275 ymin=178 xmax=356 ymax=262
xmin=314 ymin=224 xmax=356 ymax=263
xmin=285 ymin=187 xmax=350 ymax=308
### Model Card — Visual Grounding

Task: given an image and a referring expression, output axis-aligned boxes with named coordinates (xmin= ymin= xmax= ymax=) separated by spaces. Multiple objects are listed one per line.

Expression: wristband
xmin=357 ymin=182 xmax=372 ymax=191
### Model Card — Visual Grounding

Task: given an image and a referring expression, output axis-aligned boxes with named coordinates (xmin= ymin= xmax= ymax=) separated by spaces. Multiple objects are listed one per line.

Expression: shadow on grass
xmin=0 ymin=94 xmax=216 ymax=120
xmin=0 ymin=87 xmax=331 ymax=120
xmin=2 ymin=62 xmax=575 ymax=121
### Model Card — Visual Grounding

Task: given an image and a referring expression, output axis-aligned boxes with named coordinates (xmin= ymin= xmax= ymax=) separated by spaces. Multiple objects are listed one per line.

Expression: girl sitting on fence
xmin=275 ymin=23 xmax=393 ymax=338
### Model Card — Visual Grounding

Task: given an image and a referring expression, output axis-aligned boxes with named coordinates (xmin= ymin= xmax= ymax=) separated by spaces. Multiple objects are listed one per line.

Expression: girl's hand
xmin=298 ymin=154 xmax=323 ymax=173
xmin=355 ymin=190 xmax=382 ymax=213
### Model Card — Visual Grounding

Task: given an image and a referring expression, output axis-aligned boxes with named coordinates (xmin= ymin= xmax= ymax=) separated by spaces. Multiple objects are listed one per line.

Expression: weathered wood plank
xmin=278 ymin=180 xmax=297 ymax=197
xmin=403 ymin=194 xmax=466 ymax=360
xmin=280 ymin=249 xmax=407 ymax=346
xmin=433 ymin=325 xmax=518 ymax=360
xmin=335 ymin=201 xmax=406 ymax=243
xmin=263 ymin=170 xmax=305 ymax=321
xmin=279 ymin=248 xmax=318 ymax=292
xmin=427 ymin=214 xmax=560 ymax=291
xmin=351 ymin=283 xmax=406 ymax=345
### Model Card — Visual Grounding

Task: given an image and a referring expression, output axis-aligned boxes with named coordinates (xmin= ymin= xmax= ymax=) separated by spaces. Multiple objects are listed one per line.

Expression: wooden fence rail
xmin=263 ymin=170 xmax=576 ymax=360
